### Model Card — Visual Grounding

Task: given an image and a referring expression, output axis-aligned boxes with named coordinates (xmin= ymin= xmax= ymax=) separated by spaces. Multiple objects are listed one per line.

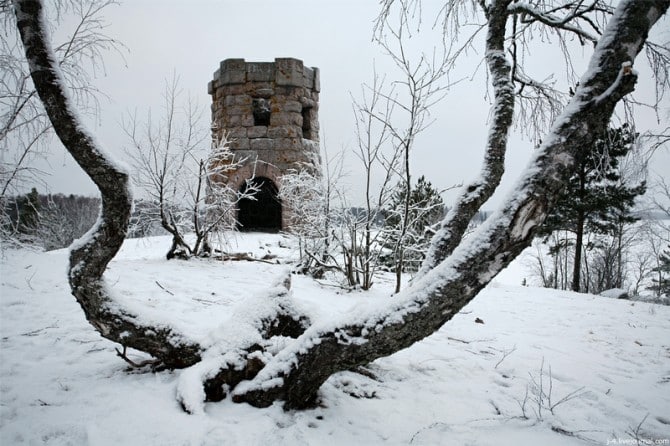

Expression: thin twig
xmin=155 ymin=280 xmax=174 ymax=295
xmin=115 ymin=345 xmax=162 ymax=369
xmin=495 ymin=345 xmax=517 ymax=368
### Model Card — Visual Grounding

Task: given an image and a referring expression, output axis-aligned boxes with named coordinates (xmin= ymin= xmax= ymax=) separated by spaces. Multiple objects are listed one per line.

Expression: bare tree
xmin=122 ymin=76 xmax=203 ymax=258
xmin=652 ymin=175 xmax=670 ymax=240
xmin=347 ymin=72 xmax=399 ymax=289
xmin=277 ymin=165 xmax=328 ymax=274
xmin=370 ymin=15 xmax=452 ymax=292
xmin=12 ymin=0 xmax=202 ymax=368
xmin=123 ymin=78 xmax=256 ymax=259
xmin=345 ymin=26 xmax=452 ymax=292
xmin=279 ymin=144 xmax=345 ymax=278
xmin=645 ymin=175 xmax=670 ymax=296
xmin=286 ymin=71 xmax=402 ymax=290
xmin=278 ymin=145 xmax=385 ymax=288
xmin=36 ymin=193 xmax=100 ymax=250
xmin=13 ymin=0 xmax=668 ymax=413
xmin=1 ymin=0 xmax=123 ymax=243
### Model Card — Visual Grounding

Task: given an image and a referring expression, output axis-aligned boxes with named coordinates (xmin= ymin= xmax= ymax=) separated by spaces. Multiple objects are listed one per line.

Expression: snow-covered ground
xmin=1 ymin=234 xmax=669 ymax=445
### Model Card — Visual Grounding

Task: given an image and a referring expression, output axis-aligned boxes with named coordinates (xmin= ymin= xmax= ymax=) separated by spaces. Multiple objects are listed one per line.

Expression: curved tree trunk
xmin=14 ymin=0 xmax=311 ymax=400
xmin=415 ymin=0 xmax=515 ymax=280
xmin=13 ymin=0 xmax=202 ymax=368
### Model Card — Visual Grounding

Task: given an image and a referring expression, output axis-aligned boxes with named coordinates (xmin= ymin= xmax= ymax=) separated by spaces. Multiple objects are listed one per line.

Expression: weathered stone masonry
xmin=208 ymin=58 xmax=321 ymax=231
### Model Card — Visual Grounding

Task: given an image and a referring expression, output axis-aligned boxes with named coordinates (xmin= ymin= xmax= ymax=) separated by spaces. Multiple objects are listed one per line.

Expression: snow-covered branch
xmin=1 ymin=0 xmax=124 ymax=204
xmin=12 ymin=0 xmax=202 ymax=368
xmin=507 ymin=1 xmax=602 ymax=43
xmin=416 ymin=0 xmax=515 ymax=279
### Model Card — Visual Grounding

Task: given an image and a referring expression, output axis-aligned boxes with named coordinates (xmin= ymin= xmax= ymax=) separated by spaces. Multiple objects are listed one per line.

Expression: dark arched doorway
xmin=237 ymin=177 xmax=282 ymax=232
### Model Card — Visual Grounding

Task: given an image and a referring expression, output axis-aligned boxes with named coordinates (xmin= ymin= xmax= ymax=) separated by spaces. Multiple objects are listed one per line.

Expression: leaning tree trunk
xmin=231 ymin=0 xmax=669 ymax=409
xmin=414 ymin=0 xmax=515 ymax=280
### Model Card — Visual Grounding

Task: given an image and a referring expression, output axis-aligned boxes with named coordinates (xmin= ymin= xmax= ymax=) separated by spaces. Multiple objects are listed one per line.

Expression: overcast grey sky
xmin=32 ymin=0 xmax=669 ymax=209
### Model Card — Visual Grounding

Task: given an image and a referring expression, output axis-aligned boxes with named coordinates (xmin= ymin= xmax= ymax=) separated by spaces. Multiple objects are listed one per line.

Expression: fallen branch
xmin=216 ymin=252 xmax=278 ymax=264
xmin=115 ymin=346 xmax=163 ymax=370
xmin=155 ymin=281 xmax=174 ymax=295
xmin=304 ymin=249 xmax=343 ymax=272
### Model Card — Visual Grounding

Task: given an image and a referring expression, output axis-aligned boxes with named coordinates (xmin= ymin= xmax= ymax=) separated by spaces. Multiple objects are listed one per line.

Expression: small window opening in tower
xmin=237 ymin=177 xmax=282 ymax=232
xmin=252 ymin=98 xmax=271 ymax=126
xmin=302 ymin=106 xmax=313 ymax=140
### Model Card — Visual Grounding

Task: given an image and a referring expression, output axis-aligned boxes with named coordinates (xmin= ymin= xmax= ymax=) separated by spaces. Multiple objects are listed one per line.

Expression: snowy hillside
xmin=1 ymin=234 xmax=669 ymax=445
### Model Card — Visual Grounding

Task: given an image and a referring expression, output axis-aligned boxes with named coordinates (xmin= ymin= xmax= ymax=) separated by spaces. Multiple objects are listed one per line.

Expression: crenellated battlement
xmin=208 ymin=58 xmax=320 ymax=91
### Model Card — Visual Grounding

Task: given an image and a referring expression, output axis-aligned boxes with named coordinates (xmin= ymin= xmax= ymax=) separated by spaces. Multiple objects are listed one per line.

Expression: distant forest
xmin=2 ymin=191 xmax=178 ymax=250
xmin=2 ymin=188 xmax=495 ymax=252
xmin=3 ymin=189 xmax=101 ymax=250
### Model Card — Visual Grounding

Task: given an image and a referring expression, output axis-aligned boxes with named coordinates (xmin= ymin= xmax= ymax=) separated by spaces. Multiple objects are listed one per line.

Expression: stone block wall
xmin=208 ymin=58 xmax=321 ymax=231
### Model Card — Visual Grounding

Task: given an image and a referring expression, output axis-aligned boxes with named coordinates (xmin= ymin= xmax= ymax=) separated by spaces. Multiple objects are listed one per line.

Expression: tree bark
xmin=572 ymin=209 xmax=585 ymax=292
xmin=232 ymin=0 xmax=668 ymax=409
xmin=12 ymin=0 xmax=205 ymax=368
xmin=571 ymin=160 xmax=588 ymax=292
xmin=415 ymin=0 xmax=515 ymax=280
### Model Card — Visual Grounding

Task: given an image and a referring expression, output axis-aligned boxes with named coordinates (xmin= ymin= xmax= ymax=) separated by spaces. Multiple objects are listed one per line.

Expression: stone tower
xmin=208 ymin=58 xmax=321 ymax=232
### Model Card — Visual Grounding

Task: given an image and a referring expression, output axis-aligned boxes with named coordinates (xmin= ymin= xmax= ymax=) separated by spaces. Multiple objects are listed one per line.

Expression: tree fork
xmin=233 ymin=0 xmax=668 ymax=409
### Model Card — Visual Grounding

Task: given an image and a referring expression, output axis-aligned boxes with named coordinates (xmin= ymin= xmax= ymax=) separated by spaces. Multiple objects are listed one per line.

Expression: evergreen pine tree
xmin=538 ymin=124 xmax=646 ymax=292
xmin=649 ymin=245 xmax=670 ymax=298
xmin=382 ymin=175 xmax=445 ymax=273
xmin=17 ymin=187 xmax=41 ymax=235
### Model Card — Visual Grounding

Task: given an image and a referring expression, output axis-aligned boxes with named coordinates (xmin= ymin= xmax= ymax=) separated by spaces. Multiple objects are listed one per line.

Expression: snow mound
xmin=600 ymin=288 xmax=630 ymax=299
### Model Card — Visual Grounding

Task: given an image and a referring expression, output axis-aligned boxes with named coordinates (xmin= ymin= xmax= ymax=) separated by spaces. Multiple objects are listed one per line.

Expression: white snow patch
xmin=2 ymin=233 xmax=669 ymax=445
